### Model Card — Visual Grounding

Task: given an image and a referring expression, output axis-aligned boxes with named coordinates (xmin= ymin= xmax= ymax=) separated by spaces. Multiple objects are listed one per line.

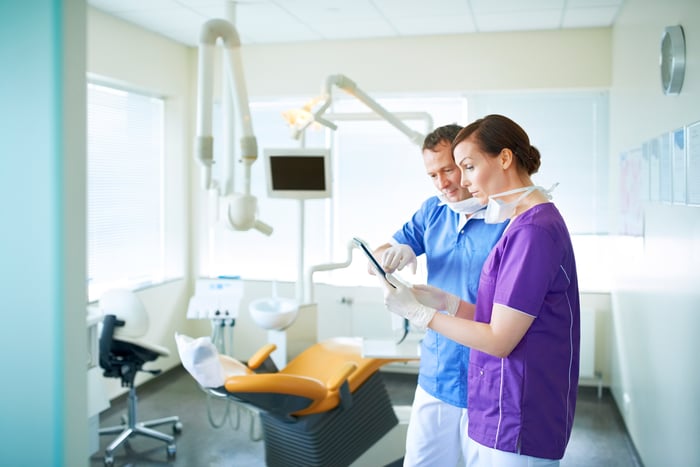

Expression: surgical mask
xmin=437 ymin=194 xmax=484 ymax=215
xmin=484 ymin=184 xmax=558 ymax=224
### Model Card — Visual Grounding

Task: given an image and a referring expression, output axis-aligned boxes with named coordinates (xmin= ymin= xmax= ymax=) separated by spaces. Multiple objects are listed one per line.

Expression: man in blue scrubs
xmin=373 ymin=124 xmax=507 ymax=466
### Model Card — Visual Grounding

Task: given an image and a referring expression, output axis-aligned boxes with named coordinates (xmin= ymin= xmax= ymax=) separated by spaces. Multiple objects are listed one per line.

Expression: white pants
xmin=403 ymin=385 xmax=469 ymax=467
xmin=467 ymin=437 xmax=560 ymax=467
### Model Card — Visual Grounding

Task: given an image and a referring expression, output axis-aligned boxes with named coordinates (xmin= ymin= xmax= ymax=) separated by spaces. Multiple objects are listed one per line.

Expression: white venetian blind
xmin=87 ymin=82 xmax=165 ymax=301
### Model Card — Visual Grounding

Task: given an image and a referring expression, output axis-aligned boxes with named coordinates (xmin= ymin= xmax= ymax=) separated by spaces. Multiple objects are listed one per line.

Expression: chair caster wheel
xmin=104 ymin=455 xmax=114 ymax=466
xmin=167 ymin=444 xmax=176 ymax=458
xmin=173 ymin=421 xmax=183 ymax=434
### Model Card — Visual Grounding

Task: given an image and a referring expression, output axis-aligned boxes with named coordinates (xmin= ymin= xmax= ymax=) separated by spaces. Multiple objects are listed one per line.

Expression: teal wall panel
xmin=0 ymin=1 xmax=87 ymax=465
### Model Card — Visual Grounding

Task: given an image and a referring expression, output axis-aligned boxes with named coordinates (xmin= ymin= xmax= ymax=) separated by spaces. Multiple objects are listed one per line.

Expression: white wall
xmin=240 ymin=28 xmax=611 ymax=97
xmin=87 ymin=9 xmax=196 ymax=398
xmin=243 ymin=29 xmax=611 ymax=96
xmin=608 ymin=1 xmax=700 ymax=466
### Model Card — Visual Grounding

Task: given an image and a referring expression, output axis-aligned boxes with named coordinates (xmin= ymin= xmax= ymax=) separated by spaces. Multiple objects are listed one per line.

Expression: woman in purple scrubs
xmin=381 ymin=114 xmax=580 ymax=467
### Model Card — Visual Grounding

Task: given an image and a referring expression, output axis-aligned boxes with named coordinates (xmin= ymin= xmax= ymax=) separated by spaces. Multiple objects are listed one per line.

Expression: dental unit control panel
xmin=187 ymin=277 xmax=243 ymax=321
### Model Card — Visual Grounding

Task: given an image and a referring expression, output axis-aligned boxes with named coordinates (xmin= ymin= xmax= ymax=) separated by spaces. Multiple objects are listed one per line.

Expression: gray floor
xmin=89 ymin=367 xmax=643 ymax=467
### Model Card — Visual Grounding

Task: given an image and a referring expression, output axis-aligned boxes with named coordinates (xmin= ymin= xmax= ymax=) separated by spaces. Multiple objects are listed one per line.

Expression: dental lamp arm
xmin=301 ymin=74 xmax=425 ymax=147
xmin=221 ymin=38 xmax=257 ymax=172
xmin=332 ymin=75 xmax=425 ymax=146
xmin=197 ymin=19 xmax=258 ymax=190
xmin=195 ymin=19 xmax=272 ymax=235
xmin=195 ymin=26 xmax=215 ymax=190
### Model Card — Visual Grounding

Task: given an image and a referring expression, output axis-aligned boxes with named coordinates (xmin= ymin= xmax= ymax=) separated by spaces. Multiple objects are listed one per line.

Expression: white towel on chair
xmin=175 ymin=333 xmax=225 ymax=388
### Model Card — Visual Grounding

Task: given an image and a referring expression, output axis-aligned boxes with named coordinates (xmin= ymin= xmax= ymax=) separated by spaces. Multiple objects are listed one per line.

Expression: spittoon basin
xmin=248 ymin=297 xmax=299 ymax=330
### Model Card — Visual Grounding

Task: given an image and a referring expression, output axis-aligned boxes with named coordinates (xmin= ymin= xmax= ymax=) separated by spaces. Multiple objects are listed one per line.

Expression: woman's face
xmin=453 ymin=136 xmax=504 ymax=205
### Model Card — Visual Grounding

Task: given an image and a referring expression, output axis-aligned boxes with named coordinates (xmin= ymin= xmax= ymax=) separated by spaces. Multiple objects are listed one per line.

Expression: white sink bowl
xmin=249 ymin=297 xmax=299 ymax=330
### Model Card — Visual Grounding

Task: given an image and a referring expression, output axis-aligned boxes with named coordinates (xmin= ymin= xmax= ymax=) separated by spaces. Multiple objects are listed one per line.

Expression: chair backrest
xmin=99 ymin=314 xmax=161 ymax=387
xmin=99 ymin=289 xmax=149 ymax=339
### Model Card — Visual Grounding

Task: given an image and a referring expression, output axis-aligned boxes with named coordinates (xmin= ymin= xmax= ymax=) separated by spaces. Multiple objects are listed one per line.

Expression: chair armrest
xmin=326 ymin=362 xmax=357 ymax=391
xmin=247 ymin=343 xmax=277 ymax=370
xmin=225 ymin=373 xmax=327 ymax=400
xmin=224 ymin=373 xmax=329 ymax=417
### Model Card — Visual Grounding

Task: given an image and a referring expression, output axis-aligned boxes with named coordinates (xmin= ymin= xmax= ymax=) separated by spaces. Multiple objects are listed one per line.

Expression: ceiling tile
xmin=372 ymin=0 xmax=470 ymax=18
xmin=390 ymin=15 xmax=476 ymax=36
xmin=567 ymin=0 xmax=623 ymax=6
xmin=236 ymin=3 xmax=323 ymax=42
xmin=93 ymin=0 xmax=178 ymax=13
xmin=562 ymin=6 xmax=620 ymax=28
xmin=88 ymin=0 xmax=626 ymax=46
xmin=177 ymin=0 xmax=238 ymax=6
xmin=183 ymin=4 xmax=228 ymax=19
xmin=312 ymin=18 xmax=397 ymax=41
xmin=475 ymin=10 xmax=563 ymax=32
xmin=275 ymin=0 xmax=381 ymax=23
xmin=471 ymin=0 xmax=564 ymax=15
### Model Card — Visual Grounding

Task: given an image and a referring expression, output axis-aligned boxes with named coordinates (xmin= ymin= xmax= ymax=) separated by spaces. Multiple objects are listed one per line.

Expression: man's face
xmin=422 ymin=140 xmax=472 ymax=203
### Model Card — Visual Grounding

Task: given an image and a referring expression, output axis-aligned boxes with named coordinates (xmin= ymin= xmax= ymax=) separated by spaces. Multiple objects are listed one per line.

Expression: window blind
xmin=87 ymin=82 xmax=164 ymax=301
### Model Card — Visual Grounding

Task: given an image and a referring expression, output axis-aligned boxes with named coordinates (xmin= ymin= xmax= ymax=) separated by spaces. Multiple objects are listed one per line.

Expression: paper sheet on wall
xmin=672 ymin=128 xmax=687 ymax=204
xmin=687 ymin=121 xmax=700 ymax=206
xmin=618 ymin=147 xmax=645 ymax=236
xmin=657 ymin=132 xmax=672 ymax=203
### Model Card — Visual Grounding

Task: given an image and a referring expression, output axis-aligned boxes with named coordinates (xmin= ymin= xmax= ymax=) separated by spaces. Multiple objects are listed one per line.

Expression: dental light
xmin=285 ymin=73 xmax=433 ymax=305
xmin=286 ymin=74 xmax=427 ymax=147
xmin=195 ymin=18 xmax=272 ymax=236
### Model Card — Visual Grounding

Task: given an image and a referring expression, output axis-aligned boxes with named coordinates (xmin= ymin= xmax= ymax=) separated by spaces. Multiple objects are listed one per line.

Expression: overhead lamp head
xmin=282 ymin=94 xmax=338 ymax=140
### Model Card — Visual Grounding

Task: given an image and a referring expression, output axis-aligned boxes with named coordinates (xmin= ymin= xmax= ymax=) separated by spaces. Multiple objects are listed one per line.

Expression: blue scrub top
xmin=393 ymin=196 xmax=506 ymax=407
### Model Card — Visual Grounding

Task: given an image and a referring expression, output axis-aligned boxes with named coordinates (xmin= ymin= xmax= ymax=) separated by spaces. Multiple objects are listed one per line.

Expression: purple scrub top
xmin=467 ymin=202 xmax=580 ymax=460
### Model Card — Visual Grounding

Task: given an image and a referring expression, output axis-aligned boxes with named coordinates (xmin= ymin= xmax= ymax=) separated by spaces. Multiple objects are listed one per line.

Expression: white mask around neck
xmin=484 ymin=183 xmax=558 ymax=224
xmin=437 ymin=194 xmax=484 ymax=215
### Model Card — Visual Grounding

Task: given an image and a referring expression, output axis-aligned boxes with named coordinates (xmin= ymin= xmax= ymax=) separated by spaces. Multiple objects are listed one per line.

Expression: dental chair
xmin=204 ymin=337 xmax=416 ymax=467
xmin=98 ymin=290 xmax=182 ymax=466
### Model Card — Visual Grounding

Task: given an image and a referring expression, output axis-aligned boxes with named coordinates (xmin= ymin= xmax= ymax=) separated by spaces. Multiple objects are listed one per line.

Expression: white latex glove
xmin=412 ymin=284 xmax=461 ymax=316
xmin=381 ymin=244 xmax=417 ymax=274
xmin=379 ymin=274 xmax=436 ymax=331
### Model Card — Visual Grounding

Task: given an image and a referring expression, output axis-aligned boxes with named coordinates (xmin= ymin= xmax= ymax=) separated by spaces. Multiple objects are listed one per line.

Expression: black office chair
xmin=98 ymin=291 xmax=182 ymax=466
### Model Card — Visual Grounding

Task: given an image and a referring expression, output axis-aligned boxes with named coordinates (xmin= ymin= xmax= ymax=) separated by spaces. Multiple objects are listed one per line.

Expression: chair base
xmin=99 ymin=386 xmax=182 ymax=465
xmin=261 ymin=372 xmax=397 ymax=467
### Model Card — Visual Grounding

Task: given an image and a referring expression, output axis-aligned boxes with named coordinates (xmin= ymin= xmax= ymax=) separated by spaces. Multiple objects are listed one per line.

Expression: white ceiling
xmin=88 ymin=0 xmax=625 ymax=47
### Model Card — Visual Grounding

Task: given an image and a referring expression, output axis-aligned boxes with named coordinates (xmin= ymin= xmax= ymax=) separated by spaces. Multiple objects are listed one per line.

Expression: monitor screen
xmin=263 ymin=148 xmax=332 ymax=199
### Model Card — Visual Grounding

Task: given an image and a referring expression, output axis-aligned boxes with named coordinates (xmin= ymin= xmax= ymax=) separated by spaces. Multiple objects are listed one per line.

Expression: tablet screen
xmin=352 ymin=237 xmax=396 ymax=288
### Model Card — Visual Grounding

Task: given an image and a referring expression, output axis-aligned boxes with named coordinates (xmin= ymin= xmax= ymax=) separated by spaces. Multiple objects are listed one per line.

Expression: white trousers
xmin=467 ymin=437 xmax=560 ymax=467
xmin=403 ymin=385 xmax=469 ymax=467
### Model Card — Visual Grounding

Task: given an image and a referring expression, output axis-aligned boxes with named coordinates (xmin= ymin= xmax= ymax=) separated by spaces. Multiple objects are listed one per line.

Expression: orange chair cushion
xmin=223 ymin=337 xmax=416 ymax=416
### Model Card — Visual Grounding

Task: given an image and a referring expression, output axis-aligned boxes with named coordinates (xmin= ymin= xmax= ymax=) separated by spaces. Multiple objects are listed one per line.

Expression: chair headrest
xmin=99 ymin=289 xmax=149 ymax=339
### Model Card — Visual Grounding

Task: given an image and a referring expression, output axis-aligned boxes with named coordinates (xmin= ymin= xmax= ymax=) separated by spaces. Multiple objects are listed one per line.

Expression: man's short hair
xmin=422 ymin=124 xmax=463 ymax=152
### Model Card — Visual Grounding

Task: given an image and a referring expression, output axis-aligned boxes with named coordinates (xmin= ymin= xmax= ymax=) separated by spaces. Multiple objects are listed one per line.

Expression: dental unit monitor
xmin=264 ymin=148 xmax=332 ymax=199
